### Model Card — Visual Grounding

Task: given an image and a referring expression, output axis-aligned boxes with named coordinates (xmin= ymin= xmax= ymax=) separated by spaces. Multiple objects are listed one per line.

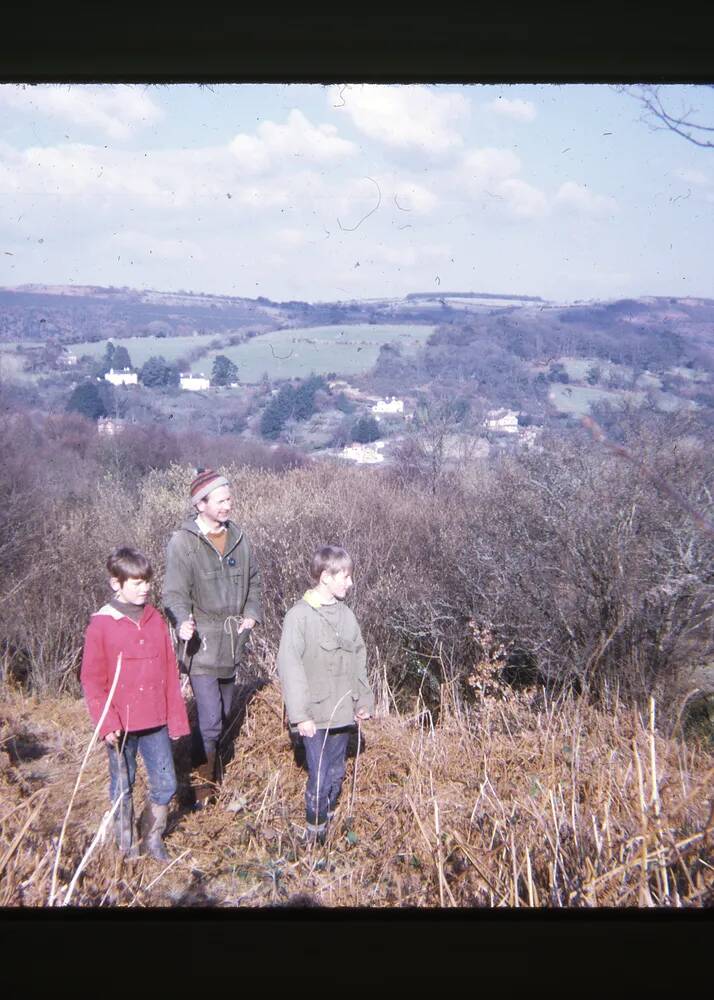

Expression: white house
xmin=180 ymin=374 xmax=210 ymax=391
xmin=97 ymin=417 xmax=126 ymax=436
xmin=484 ymin=408 xmax=519 ymax=433
xmin=340 ymin=441 xmax=385 ymax=464
xmin=372 ymin=396 xmax=404 ymax=415
xmin=104 ymin=368 xmax=137 ymax=387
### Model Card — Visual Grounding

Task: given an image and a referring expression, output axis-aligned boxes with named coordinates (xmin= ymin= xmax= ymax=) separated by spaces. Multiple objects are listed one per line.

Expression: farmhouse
xmin=104 ymin=368 xmax=137 ymax=387
xmin=372 ymin=396 xmax=404 ymax=415
xmin=340 ymin=440 xmax=385 ymax=464
xmin=97 ymin=417 xmax=126 ymax=436
xmin=180 ymin=374 xmax=210 ymax=391
xmin=485 ymin=408 xmax=519 ymax=433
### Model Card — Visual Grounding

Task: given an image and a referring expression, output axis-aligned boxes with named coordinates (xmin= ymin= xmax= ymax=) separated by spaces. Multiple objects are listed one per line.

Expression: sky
xmin=0 ymin=83 xmax=712 ymax=304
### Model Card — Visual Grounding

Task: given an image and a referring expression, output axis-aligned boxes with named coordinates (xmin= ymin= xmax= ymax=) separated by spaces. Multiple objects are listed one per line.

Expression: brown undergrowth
xmin=1 ymin=671 xmax=712 ymax=908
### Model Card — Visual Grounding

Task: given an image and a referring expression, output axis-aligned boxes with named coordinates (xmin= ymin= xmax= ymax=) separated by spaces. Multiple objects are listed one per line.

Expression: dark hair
xmin=106 ymin=546 xmax=153 ymax=584
xmin=309 ymin=545 xmax=353 ymax=583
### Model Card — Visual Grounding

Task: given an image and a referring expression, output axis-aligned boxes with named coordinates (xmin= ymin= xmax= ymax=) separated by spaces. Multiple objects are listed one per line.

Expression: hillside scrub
xmin=1 ymin=404 xmax=712 ymax=730
xmin=1 ymin=403 xmax=713 ymax=908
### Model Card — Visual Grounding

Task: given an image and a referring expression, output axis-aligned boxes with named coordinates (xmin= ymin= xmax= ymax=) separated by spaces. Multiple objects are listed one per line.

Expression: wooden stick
xmin=49 ymin=653 xmax=123 ymax=906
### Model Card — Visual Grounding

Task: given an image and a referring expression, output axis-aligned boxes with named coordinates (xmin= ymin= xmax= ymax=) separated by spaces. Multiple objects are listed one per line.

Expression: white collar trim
xmin=195 ymin=514 xmax=227 ymax=535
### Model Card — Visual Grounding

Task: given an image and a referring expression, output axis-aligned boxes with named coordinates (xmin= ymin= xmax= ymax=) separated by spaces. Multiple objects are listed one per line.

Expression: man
xmin=162 ymin=468 xmax=262 ymax=808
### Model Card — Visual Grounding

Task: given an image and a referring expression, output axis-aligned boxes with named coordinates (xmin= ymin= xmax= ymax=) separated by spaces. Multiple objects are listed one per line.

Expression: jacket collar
xmin=180 ymin=516 xmax=243 ymax=551
xmin=94 ymin=602 xmax=155 ymax=623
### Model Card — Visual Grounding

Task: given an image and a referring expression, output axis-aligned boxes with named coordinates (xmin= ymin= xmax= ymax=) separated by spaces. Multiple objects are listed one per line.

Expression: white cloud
xmin=393 ymin=181 xmax=438 ymax=214
xmin=370 ymin=241 xmax=449 ymax=267
xmin=333 ymin=176 xmax=384 ymax=230
xmin=554 ymin=181 xmax=617 ymax=217
xmin=329 ymin=84 xmax=468 ymax=153
xmin=0 ymin=142 xmax=293 ymax=211
xmin=229 ymin=110 xmax=355 ymax=173
xmin=455 ymin=147 xmax=548 ymax=219
xmin=461 ymin=147 xmax=522 ymax=189
xmin=112 ymin=230 xmax=204 ymax=261
xmin=0 ymin=84 xmax=162 ymax=139
xmin=674 ymin=167 xmax=710 ymax=186
xmin=496 ymin=178 xmax=548 ymax=219
xmin=486 ymin=97 xmax=537 ymax=122
xmin=275 ymin=227 xmax=307 ymax=248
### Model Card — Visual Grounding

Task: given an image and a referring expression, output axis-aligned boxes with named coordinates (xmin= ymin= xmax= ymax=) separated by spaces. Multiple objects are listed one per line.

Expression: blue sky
xmin=1 ymin=83 xmax=712 ymax=303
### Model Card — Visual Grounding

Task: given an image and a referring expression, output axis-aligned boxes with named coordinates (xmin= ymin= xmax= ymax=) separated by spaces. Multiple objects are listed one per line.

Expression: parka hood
xmin=178 ymin=517 xmax=243 ymax=545
xmin=93 ymin=602 xmax=158 ymax=624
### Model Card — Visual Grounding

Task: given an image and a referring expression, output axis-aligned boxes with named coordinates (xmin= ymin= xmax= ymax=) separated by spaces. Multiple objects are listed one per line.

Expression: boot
xmin=139 ymin=802 xmax=169 ymax=861
xmin=112 ymin=798 xmax=139 ymax=859
xmin=193 ymin=750 xmax=217 ymax=810
xmin=305 ymin=821 xmax=327 ymax=847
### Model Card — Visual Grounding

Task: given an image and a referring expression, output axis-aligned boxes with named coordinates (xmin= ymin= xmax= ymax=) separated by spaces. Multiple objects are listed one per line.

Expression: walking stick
xmin=178 ymin=615 xmax=194 ymax=697
xmin=349 ymin=718 xmax=362 ymax=817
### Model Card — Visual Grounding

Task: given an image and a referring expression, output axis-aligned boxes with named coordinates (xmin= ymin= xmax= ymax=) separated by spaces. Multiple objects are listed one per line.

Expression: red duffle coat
xmin=80 ymin=603 xmax=190 ymax=740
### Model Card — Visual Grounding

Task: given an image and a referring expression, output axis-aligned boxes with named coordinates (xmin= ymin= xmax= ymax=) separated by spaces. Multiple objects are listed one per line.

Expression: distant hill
xmin=0 ymin=285 xmax=291 ymax=344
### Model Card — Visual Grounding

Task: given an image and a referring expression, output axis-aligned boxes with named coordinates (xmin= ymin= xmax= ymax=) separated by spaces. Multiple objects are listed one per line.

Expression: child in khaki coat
xmin=277 ymin=545 xmax=375 ymax=843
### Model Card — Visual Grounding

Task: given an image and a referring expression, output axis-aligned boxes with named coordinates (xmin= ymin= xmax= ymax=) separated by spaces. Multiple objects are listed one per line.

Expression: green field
xmin=667 ymin=366 xmax=710 ymax=383
xmin=549 ymin=384 xmax=645 ymax=416
xmin=67 ymin=333 xmax=221 ymax=367
xmin=70 ymin=323 xmax=435 ymax=383
xmin=549 ymin=383 xmax=692 ymax=417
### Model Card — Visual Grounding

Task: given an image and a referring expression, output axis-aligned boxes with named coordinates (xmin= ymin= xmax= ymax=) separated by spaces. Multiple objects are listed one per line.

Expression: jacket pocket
xmin=320 ymin=638 xmax=350 ymax=677
xmin=196 ymin=568 xmax=224 ymax=611
xmin=308 ymin=683 xmax=331 ymax=717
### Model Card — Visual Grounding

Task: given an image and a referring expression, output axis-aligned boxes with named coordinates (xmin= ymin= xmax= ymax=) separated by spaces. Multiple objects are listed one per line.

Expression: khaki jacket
xmin=277 ymin=597 xmax=375 ymax=729
xmin=162 ymin=518 xmax=262 ymax=676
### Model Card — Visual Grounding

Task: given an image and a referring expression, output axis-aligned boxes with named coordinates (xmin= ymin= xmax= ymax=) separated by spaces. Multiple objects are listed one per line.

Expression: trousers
xmin=302 ymin=727 xmax=351 ymax=828
xmin=189 ymin=674 xmax=236 ymax=758
xmin=107 ymin=725 xmax=177 ymax=808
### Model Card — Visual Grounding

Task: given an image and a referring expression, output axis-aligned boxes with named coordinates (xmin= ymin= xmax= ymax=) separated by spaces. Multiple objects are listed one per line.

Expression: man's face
xmin=197 ymin=485 xmax=232 ymax=526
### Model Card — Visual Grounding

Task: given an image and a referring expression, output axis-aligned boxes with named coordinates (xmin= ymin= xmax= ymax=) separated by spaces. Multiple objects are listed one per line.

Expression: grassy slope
xmin=68 ymin=324 xmax=435 ymax=383
xmin=2 ymin=670 xmax=712 ymax=908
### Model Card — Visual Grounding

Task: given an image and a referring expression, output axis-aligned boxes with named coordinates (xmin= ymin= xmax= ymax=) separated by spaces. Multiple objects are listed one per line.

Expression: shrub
xmin=1 ymin=400 xmax=712 ymax=728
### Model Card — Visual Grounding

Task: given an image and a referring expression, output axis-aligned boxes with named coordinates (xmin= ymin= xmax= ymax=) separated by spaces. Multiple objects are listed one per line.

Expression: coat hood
xmin=178 ymin=517 xmax=243 ymax=545
xmin=93 ymin=602 xmax=158 ymax=624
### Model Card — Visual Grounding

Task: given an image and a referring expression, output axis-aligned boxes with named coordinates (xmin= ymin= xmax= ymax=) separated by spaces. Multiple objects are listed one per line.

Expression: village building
xmin=97 ymin=417 xmax=126 ymax=436
xmin=104 ymin=368 xmax=138 ymax=387
xmin=372 ymin=396 xmax=404 ymax=415
xmin=484 ymin=408 xmax=519 ymax=433
xmin=180 ymin=374 xmax=210 ymax=391
xmin=340 ymin=440 xmax=385 ymax=465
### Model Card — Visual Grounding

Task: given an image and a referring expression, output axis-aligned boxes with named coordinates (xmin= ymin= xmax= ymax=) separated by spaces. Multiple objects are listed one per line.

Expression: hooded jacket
xmin=277 ymin=594 xmax=375 ymax=730
xmin=161 ymin=517 xmax=262 ymax=676
xmin=80 ymin=603 xmax=191 ymax=741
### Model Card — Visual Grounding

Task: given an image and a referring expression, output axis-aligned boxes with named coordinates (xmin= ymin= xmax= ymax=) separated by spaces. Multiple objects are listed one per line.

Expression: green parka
xmin=277 ymin=596 xmax=375 ymax=730
xmin=162 ymin=518 xmax=262 ymax=677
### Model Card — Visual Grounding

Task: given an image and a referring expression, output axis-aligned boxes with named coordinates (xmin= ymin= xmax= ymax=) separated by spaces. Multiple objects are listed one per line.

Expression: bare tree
xmin=616 ymin=84 xmax=714 ymax=149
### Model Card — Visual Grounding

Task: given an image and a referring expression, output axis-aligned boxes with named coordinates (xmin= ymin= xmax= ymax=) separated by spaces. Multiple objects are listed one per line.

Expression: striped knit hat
xmin=190 ymin=468 xmax=229 ymax=505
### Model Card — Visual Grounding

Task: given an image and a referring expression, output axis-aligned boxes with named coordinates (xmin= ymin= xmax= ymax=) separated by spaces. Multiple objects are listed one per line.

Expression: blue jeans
xmin=302 ymin=727 xmax=351 ymax=829
xmin=107 ymin=726 xmax=177 ymax=808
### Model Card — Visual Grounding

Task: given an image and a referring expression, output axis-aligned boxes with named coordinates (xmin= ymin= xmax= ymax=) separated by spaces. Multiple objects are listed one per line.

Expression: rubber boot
xmin=305 ymin=821 xmax=327 ymax=846
xmin=113 ymin=798 xmax=139 ymax=859
xmin=139 ymin=802 xmax=169 ymax=861
xmin=193 ymin=750 xmax=217 ymax=810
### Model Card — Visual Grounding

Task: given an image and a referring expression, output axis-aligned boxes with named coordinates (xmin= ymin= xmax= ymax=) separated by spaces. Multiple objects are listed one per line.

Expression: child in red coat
xmin=80 ymin=546 xmax=190 ymax=860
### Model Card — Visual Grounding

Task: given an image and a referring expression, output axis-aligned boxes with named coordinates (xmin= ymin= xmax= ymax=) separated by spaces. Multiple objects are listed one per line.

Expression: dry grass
xmin=1 ymin=665 xmax=712 ymax=909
